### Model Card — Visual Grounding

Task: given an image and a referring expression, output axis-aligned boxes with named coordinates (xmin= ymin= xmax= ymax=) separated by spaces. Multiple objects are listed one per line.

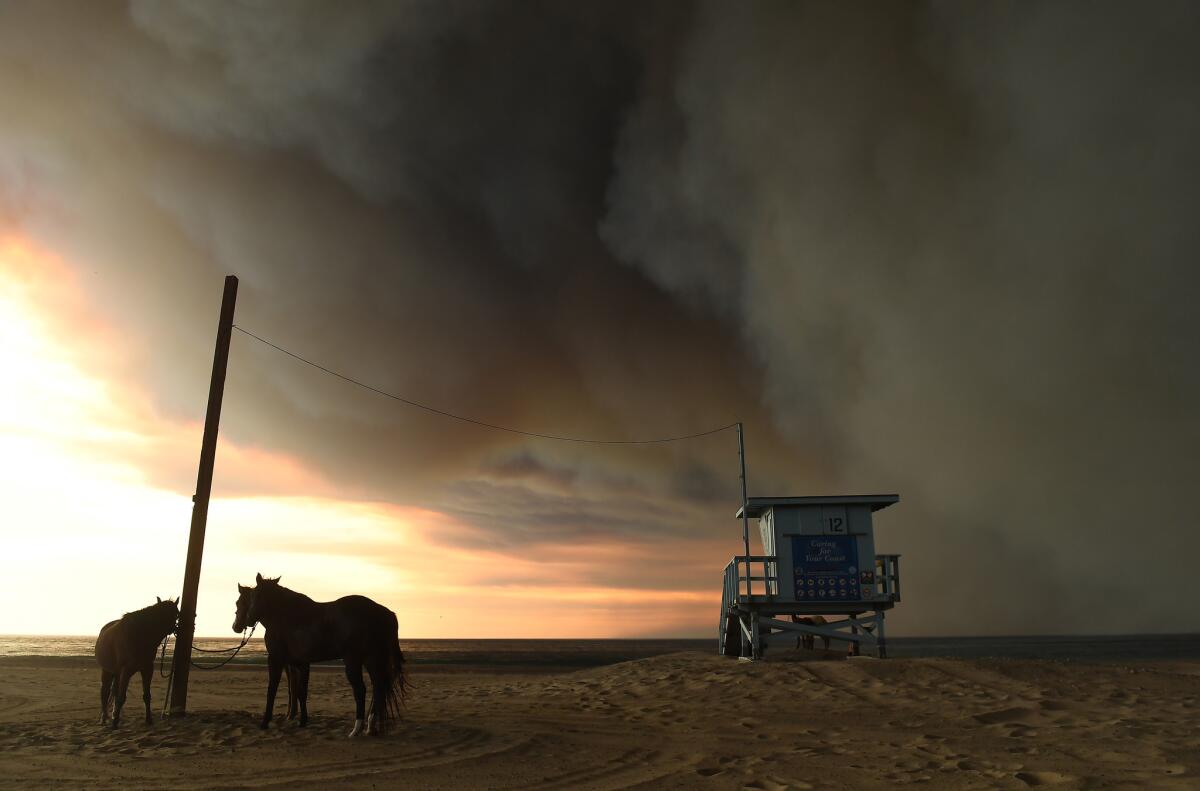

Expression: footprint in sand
xmin=973 ymin=706 xmax=1042 ymax=725
xmin=1037 ymin=700 xmax=1071 ymax=712
xmin=1014 ymin=770 xmax=1074 ymax=786
xmin=742 ymin=777 xmax=808 ymax=791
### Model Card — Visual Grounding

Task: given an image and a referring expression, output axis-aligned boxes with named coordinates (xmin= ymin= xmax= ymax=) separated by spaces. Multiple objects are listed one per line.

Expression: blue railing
xmin=722 ymin=553 xmax=902 ymax=606
xmin=722 ymin=555 xmax=778 ymax=604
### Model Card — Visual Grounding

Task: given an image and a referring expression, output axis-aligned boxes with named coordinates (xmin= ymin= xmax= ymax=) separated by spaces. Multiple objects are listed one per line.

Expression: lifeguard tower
xmin=719 ymin=495 xmax=901 ymax=659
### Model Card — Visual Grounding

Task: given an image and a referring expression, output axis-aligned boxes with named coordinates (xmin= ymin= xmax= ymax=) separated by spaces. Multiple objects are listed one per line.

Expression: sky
xmin=0 ymin=1 xmax=1197 ymax=638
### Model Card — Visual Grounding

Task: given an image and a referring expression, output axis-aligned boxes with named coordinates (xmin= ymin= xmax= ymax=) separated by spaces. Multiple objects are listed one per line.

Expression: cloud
xmin=1 ymin=1 xmax=1196 ymax=635
xmin=602 ymin=1 xmax=1200 ymax=632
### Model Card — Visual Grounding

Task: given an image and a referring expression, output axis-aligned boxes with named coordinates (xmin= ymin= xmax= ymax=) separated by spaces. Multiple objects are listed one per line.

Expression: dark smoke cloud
xmin=1 ymin=0 xmax=1196 ymax=634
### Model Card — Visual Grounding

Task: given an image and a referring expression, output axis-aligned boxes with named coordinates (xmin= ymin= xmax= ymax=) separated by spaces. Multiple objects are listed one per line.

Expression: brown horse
xmin=234 ymin=574 xmax=407 ymax=736
xmin=95 ymin=597 xmax=179 ymax=728
xmin=233 ymin=585 xmax=310 ymax=724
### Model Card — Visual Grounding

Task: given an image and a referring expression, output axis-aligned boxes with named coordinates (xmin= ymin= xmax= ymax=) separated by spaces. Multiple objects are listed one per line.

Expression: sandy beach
xmin=0 ymin=651 xmax=1196 ymax=790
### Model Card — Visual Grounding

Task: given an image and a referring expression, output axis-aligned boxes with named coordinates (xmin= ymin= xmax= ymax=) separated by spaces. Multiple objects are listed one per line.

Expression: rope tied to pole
xmin=159 ymin=625 xmax=257 ymax=715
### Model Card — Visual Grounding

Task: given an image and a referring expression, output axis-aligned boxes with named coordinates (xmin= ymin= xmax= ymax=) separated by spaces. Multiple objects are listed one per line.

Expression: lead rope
xmin=159 ymin=625 xmax=257 ymax=716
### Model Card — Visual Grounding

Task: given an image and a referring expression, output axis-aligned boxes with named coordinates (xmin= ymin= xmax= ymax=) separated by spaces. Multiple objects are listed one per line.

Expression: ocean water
xmin=0 ymin=636 xmax=713 ymax=668
xmin=3 ymin=634 xmax=1199 ymax=665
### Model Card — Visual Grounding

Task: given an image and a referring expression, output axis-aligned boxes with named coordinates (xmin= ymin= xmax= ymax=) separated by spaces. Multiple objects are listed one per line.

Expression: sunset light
xmin=0 ymin=236 xmax=718 ymax=637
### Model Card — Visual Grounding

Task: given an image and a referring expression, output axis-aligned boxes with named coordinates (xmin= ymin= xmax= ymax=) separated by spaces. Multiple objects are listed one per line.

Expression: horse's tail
xmin=391 ymin=625 xmax=410 ymax=706
xmin=373 ymin=609 xmax=409 ymax=731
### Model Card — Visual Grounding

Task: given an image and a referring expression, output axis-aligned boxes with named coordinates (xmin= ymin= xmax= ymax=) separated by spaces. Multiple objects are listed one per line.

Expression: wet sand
xmin=0 ymin=652 xmax=1196 ymax=789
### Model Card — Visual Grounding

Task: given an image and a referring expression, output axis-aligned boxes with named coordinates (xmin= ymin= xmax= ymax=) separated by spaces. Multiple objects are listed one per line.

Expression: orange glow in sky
xmin=0 ymin=237 xmax=718 ymax=638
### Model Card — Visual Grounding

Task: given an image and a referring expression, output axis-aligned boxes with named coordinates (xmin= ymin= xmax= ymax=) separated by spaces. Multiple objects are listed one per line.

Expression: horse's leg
xmin=260 ymin=654 xmax=284 ymax=730
xmin=344 ymin=660 xmax=367 ymax=737
xmin=112 ymin=668 xmax=133 ymax=729
xmin=365 ymin=658 xmax=384 ymax=735
xmin=286 ymin=665 xmax=297 ymax=720
xmin=140 ymin=664 xmax=154 ymax=725
xmin=297 ymin=664 xmax=310 ymax=727
xmin=99 ymin=670 xmax=114 ymax=725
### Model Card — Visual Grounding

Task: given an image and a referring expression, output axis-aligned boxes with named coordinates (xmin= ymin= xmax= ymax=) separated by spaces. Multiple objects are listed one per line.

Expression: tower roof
xmin=735 ymin=494 xmax=899 ymax=519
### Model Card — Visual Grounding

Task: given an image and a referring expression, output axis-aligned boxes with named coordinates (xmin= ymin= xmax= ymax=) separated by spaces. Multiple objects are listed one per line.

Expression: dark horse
xmin=233 ymin=586 xmax=310 ymax=724
xmin=94 ymin=597 xmax=179 ymax=728
xmin=234 ymin=574 xmax=408 ymax=736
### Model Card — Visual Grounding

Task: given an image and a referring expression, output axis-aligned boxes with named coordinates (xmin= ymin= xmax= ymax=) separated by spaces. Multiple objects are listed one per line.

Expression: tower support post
xmin=737 ymin=423 xmax=750 ymax=596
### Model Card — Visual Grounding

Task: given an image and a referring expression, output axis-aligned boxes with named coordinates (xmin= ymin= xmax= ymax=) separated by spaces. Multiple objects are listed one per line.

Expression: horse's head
xmin=152 ymin=596 xmax=180 ymax=636
xmin=233 ymin=584 xmax=255 ymax=633
xmin=233 ymin=573 xmax=281 ymax=633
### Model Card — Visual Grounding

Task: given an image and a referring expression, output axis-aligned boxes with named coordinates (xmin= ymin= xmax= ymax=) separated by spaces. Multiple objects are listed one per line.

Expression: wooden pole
xmin=170 ymin=275 xmax=238 ymax=715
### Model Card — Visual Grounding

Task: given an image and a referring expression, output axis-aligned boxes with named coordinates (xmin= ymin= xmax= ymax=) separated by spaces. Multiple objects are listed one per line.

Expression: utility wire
xmin=232 ymin=325 xmax=739 ymax=445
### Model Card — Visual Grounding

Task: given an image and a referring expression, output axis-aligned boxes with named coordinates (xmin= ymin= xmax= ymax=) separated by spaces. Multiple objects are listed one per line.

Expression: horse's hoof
xmin=348 ymin=719 xmax=364 ymax=737
xmin=259 ymin=721 xmax=270 ymax=730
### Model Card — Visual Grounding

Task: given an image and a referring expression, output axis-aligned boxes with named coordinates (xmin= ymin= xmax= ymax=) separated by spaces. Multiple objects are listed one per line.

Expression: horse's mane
xmin=259 ymin=578 xmax=317 ymax=608
xmin=121 ymin=601 xmax=165 ymax=622
xmin=113 ymin=601 xmax=176 ymax=645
